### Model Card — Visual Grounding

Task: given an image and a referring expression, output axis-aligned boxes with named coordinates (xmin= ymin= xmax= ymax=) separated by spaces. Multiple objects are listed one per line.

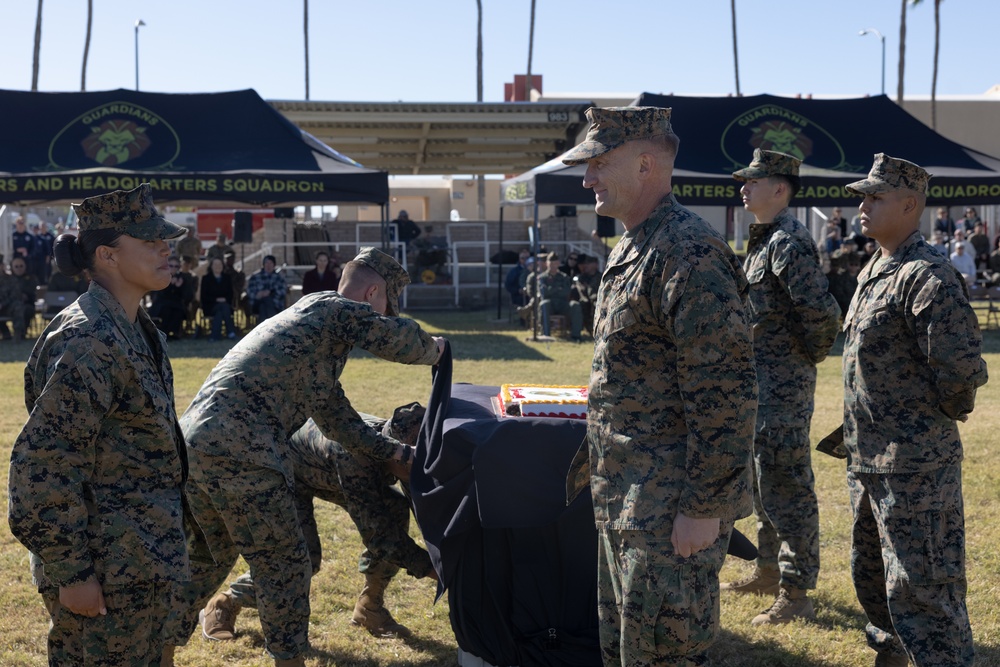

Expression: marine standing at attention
xmin=842 ymin=154 xmax=986 ymax=667
xmin=563 ymin=106 xmax=758 ymax=667
xmin=722 ymin=148 xmax=841 ymax=626
xmin=8 ymin=184 xmax=198 ymax=666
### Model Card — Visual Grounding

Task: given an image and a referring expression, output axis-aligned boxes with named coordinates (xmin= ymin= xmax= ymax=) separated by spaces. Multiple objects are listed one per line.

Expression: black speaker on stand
xmin=232 ymin=211 xmax=253 ymax=244
xmin=596 ymin=215 xmax=616 ymax=238
xmin=595 ymin=215 xmax=616 ymax=262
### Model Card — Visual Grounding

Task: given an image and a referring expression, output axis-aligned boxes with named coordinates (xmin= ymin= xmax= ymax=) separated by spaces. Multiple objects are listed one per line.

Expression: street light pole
xmin=134 ymin=19 xmax=146 ymax=91
xmin=859 ymin=28 xmax=886 ymax=96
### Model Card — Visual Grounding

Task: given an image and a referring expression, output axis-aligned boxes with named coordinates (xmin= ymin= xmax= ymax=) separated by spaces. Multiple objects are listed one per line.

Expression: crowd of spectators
xmin=6 ymin=206 xmax=997 ymax=346
xmin=505 ymin=247 xmax=601 ymax=339
xmin=819 ymin=206 xmax=998 ymax=308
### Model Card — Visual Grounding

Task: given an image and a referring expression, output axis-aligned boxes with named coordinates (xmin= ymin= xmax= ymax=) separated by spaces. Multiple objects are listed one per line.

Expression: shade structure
xmin=0 ymin=88 xmax=388 ymax=207
xmin=501 ymin=93 xmax=1000 ymax=209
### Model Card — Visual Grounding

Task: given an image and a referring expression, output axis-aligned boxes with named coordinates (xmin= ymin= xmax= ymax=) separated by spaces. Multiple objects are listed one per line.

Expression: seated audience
xmin=148 ymin=256 xmax=195 ymax=339
xmin=200 ymin=257 xmax=238 ymax=340
xmin=949 ymin=228 xmax=974 ymax=258
xmin=47 ymin=264 xmax=88 ymax=295
xmin=559 ymin=252 xmax=582 ymax=279
xmin=824 ymin=219 xmax=842 ymax=254
xmin=957 ymin=207 xmax=981 ymax=233
xmin=0 ymin=266 xmax=27 ymax=341
xmin=504 ymin=249 xmax=530 ymax=308
xmin=934 ymin=206 xmax=955 ymax=241
xmin=302 ymin=251 xmax=341 ymax=295
xmin=246 ymin=254 xmax=287 ymax=321
xmin=538 ymin=252 xmax=583 ymax=341
xmin=930 ymin=231 xmax=949 ymax=257
xmin=950 ymin=243 xmax=977 ymax=284
xmin=969 ymin=222 xmax=991 ymax=270
xmin=9 ymin=257 xmax=37 ymax=335
xmin=206 ymin=232 xmax=231 ymax=263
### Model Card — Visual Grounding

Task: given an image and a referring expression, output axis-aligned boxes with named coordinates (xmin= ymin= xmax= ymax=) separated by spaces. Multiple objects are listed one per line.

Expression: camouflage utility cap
xmin=732 ymin=148 xmax=801 ymax=181
xmin=384 ymin=402 xmax=426 ymax=444
xmin=562 ymin=107 xmax=674 ymax=165
xmin=354 ymin=246 xmax=410 ymax=317
xmin=72 ymin=183 xmax=187 ymax=241
xmin=846 ymin=153 xmax=931 ymax=196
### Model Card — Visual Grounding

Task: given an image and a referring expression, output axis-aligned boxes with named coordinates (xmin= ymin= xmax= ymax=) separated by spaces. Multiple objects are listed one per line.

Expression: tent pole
xmin=532 ymin=202 xmax=540 ymax=342
xmin=380 ymin=204 xmax=389 ymax=252
xmin=497 ymin=206 xmax=504 ymax=320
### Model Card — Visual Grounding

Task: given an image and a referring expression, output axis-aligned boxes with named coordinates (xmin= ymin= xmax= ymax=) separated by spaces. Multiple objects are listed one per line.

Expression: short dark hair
xmin=263 ymin=254 xmax=277 ymax=265
xmin=640 ymin=133 xmax=681 ymax=161
xmin=770 ymin=174 xmax=801 ymax=200
xmin=340 ymin=259 xmax=384 ymax=288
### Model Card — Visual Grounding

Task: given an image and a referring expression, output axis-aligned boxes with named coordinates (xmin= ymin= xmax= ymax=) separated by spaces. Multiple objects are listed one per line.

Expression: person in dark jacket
xmin=200 ymin=257 xmax=238 ymax=340
xmin=301 ymin=251 xmax=340 ymax=295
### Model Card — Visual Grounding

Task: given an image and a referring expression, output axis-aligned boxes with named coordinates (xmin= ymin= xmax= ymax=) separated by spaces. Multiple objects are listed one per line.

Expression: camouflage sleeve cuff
xmin=678 ymin=467 xmax=753 ymax=522
xmin=42 ymin=559 xmax=95 ymax=588
xmin=405 ymin=554 xmax=436 ymax=579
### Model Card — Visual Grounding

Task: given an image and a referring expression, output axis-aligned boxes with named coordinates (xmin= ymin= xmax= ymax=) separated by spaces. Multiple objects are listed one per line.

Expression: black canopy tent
xmin=500 ymin=93 xmax=1000 ymax=211
xmin=495 ymin=156 xmax=593 ymax=321
xmin=496 ymin=94 xmax=1000 ymax=314
xmin=0 ymin=88 xmax=393 ymax=247
xmin=632 ymin=92 xmax=1000 ymax=207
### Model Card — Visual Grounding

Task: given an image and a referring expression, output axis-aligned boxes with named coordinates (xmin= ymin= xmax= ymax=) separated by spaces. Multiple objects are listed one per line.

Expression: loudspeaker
xmin=273 ymin=207 xmax=294 ymax=219
xmin=596 ymin=215 xmax=617 ymax=238
xmin=555 ymin=205 xmax=577 ymax=218
xmin=232 ymin=211 xmax=253 ymax=244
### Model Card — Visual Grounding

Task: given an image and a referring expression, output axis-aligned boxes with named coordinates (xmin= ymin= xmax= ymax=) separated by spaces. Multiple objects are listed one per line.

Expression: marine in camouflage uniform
xmin=0 ymin=270 xmax=27 ymax=340
xmin=574 ymin=254 xmax=602 ymax=334
xmin=842 ymin=154 xmax=987 ymax=667
xmin=723 ymin=149 xmax=841 ymax=624
xmin=207 ymin=405 xmax=434 ymax=639
xmin=166 ymin=247 xmax=441 ymax=664
xmin=7 ymin=184 xmax=193 ymax=666
xmin=563 ymin=107 xmax=758 ymax=667
xmin=538 ymin=252 xmax=583 ymax=339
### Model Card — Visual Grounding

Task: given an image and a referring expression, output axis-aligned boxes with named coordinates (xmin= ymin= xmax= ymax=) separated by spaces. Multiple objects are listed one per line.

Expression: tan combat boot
xmin=274 ymin=657 xmax=306 ymax=667
xmin=351 ymin=573 xmax=411 ymax=638
xmin=751 ymin=586 xmax=816 ymax=626
xmin=160 ymin=644 xmax=175 ymax=667
xmin=200 ymin=590 xmax=241 ymax=641
xmin=720 ymin=568 xmax=780 ymax=596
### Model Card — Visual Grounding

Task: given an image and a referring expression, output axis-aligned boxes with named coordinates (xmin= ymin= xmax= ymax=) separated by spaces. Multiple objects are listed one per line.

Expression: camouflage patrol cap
xmin=353 ymin=246 xmax=410 ymax=317
xmin=562 ymin=107 xmax=675 ymax=165
xmin=72 ymin=183 xmax=187 ymax=241
xmin=732 ymin=148 xmax=801 ymax=181
xmin=846 ymin=153 xmax=931 ymax=196
xmin=382 ymin=402 xmax=426 ymax=445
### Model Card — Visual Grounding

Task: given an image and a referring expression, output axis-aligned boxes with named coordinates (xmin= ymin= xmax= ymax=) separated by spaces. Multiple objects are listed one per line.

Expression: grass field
xmin=1 ymin=310 xmax=999 ymax=666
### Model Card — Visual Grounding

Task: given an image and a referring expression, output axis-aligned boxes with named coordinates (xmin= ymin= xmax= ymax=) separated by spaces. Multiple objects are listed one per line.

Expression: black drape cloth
xmin=411 ymin=347 xmax=600 ymax=667
xmin=410 ymin=348 xmax=754 ymax=665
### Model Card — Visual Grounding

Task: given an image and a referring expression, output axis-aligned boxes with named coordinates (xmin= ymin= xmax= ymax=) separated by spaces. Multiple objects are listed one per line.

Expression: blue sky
xmin=0 ymin=1 xmax=996 ymax=101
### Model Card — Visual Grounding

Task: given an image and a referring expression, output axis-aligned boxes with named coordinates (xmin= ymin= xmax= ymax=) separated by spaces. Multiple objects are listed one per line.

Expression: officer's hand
xmin=59 ymin=578 xmax=106 ymax=617
xmin=671 ymin=513 xmax=721 ymax=558
xmin=432 ymin=336 xmax=447 ymax=364
xmin=385 ymin=444 xmax=415 ymax=482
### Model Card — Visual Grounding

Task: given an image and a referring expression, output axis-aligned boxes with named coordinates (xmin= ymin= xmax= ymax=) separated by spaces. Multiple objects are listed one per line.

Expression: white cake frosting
xmin=499 ymin=384 xmax=588 ymax=419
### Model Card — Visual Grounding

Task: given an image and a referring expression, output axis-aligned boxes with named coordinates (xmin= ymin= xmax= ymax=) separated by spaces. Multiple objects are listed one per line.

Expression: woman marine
xmin=8 ymin=183 xmax=200 ymax=666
